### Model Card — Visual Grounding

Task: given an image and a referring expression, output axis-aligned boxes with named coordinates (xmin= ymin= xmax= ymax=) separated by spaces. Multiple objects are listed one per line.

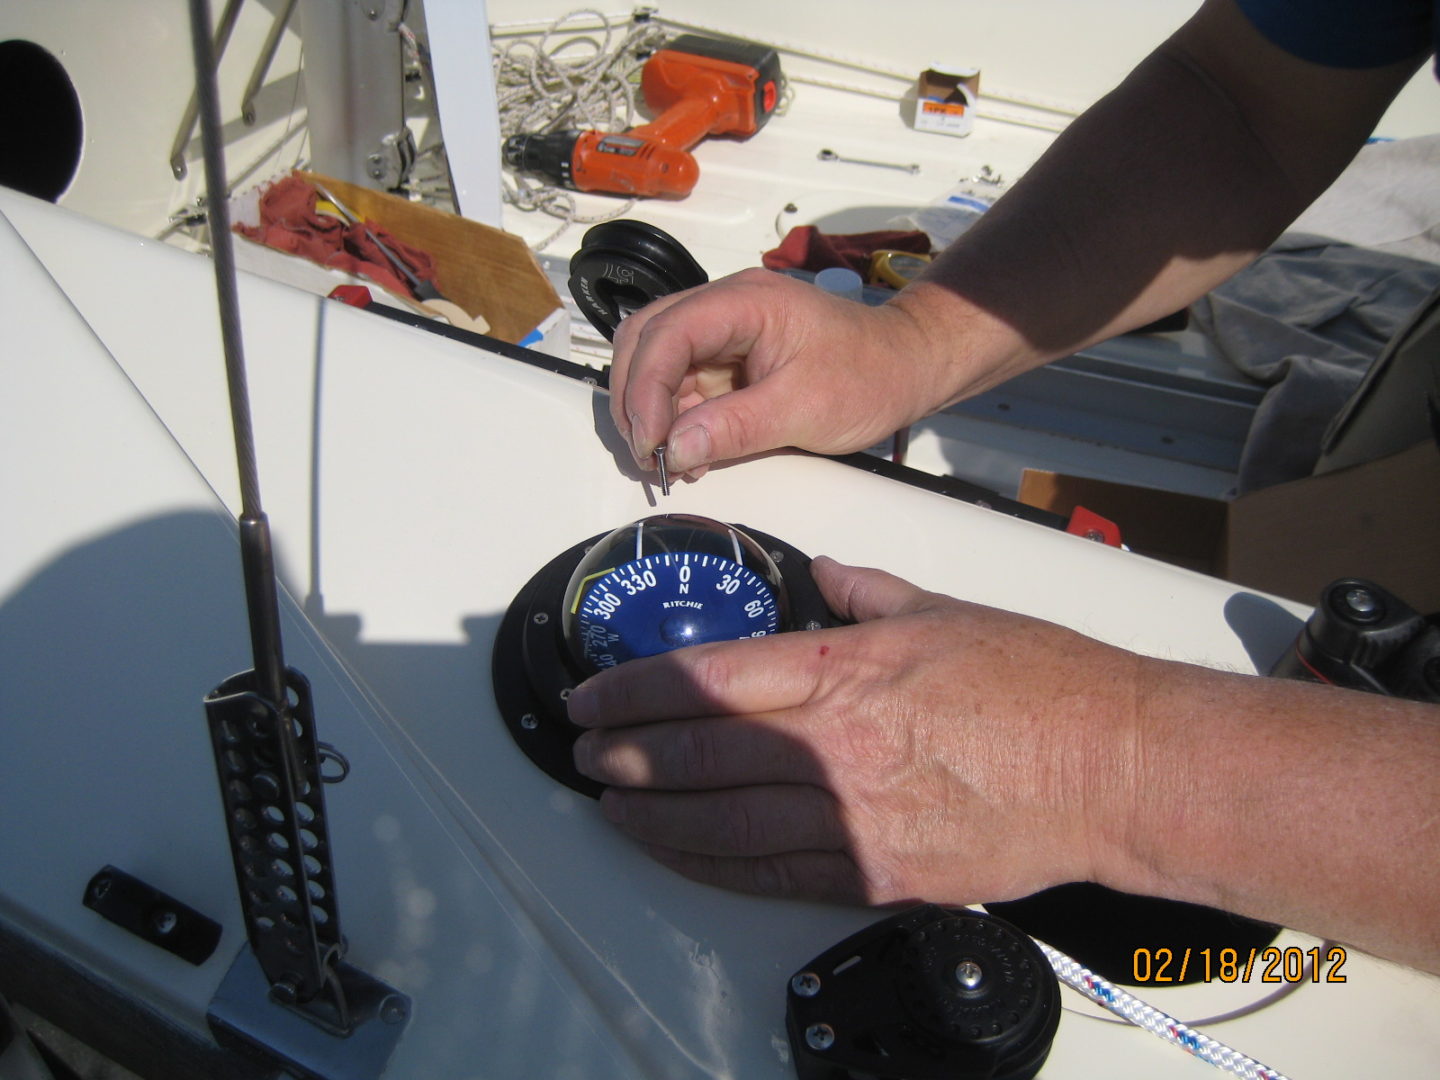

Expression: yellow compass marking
xmin=570 ymin=567 xmax=619 ymax=615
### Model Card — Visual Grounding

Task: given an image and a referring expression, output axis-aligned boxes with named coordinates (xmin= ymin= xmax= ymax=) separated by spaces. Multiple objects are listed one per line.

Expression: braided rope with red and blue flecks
xmin=1038 ymin=941 xmax=1290 ymax=1080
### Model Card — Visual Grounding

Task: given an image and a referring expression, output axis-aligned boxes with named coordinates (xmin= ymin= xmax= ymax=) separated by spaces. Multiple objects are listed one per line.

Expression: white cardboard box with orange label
xmin=908 ymin=65 xmax=981 ymax=137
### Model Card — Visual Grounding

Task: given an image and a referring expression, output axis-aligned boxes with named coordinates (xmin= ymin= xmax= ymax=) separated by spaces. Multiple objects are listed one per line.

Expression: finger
xmin=659 ymin=369 xmax=809 ymax=474
xmin=619 ymin=303 xmax=761 ymax=463
xmin=599 ymin=784 xmax=846 ymax=856
xmin=567 ymin=632 xmax=830 ymax=729
xmin=614 ymin=267 xmax=790 ymax=463
xmin=810 ymin=555 xmax=941 ymax=623
xmin=640 ymin=845 xmax=866 ymax=903
xmin=608 ymin=285 xmax=709 ymax=451
xmin=574 ymin=715 xmax=825 ymax=789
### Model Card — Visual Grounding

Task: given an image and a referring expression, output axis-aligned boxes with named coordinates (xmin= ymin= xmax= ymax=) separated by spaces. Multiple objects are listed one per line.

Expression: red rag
xmin=233 ymin=173 xmax=439 ymax=300
xmin=761 ymin=225 xmax=931 ymax=275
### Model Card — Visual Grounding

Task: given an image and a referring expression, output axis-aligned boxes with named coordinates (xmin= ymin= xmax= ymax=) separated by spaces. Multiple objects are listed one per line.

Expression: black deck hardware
xmin=786 ymin=905 xmax=1061 ymax=1080
xmin=493 ymin=522 xmax=838 ymax=797
xmin=185 ymin=0 xmax=407 ymax=1072
xmin=83 ymin=866 xmax=222 ymax=966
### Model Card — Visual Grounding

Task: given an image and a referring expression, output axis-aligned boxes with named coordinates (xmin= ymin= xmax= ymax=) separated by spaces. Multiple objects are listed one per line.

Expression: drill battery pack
xmin=647 ymin=34 xmax=783 ymax=135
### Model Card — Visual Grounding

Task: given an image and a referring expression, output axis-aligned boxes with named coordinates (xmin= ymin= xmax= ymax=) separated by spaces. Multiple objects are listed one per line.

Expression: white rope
xmin=492 ymin=9 xmax=668 ymax=250
xmin=1038 ymin=941 xmax=1291 ymax=1080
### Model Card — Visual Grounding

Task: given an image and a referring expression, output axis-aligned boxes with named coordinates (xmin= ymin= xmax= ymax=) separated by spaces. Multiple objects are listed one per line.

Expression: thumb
xmin=663 ymin=378 xmax=798 ymax=475
xmin=809 ymin=555 xmax=938 ymax=624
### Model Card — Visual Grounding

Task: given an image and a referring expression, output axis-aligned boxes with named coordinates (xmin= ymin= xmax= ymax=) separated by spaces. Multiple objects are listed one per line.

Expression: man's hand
xmin=567 ymin=556 xmax=1145 ymax=905
xmin=607 ymin=271 xmax=997 ymax=480
xmin=567 ymin=556 xmax=1440 ymax=971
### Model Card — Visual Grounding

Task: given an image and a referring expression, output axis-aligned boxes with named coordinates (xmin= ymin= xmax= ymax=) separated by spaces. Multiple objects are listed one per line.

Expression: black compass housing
xmin=492 ymin=517 xmax=840 ymax=797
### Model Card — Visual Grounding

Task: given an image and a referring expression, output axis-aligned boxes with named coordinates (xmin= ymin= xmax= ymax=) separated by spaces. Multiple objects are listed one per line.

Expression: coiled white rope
xmin=492 ymin=8 xmax=668 ymax=249
xmin=1039 ymin=941 xmax=1291 ymax=1080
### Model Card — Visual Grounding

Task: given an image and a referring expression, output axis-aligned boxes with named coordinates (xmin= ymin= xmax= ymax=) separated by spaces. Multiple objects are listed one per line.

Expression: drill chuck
xmin=502 ymin=131 xmax=579 ymax=189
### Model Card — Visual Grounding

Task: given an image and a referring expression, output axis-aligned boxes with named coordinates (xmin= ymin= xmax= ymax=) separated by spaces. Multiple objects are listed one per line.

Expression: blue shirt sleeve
xmin=1234 ymin=0 xmax=1435 ymax=69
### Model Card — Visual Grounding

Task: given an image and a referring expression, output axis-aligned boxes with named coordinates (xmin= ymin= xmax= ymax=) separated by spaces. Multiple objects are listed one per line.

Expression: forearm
xmin=1104 ymin=659 xmax=1440 ymax=972
xmin=890 ymin=0 xmax=1422 ymax=403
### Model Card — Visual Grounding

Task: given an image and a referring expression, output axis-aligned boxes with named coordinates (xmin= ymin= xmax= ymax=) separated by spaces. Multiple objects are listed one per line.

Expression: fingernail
xmin=599 ymin=788 xmax=626 ymax=824
xmin=567 ymin=682 xmax=598 ymax=727
xmin=668 ymin=424 xmax=710 ymax=473
xmin=572 ymin=731 xmax=596 ymax=776
xmin=628 ymin=412 xmax=648 ymax=462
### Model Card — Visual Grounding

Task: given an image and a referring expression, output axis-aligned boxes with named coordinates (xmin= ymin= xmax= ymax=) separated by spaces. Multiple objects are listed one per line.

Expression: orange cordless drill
xmin=503 ymin=35 xmax=782 ymax=199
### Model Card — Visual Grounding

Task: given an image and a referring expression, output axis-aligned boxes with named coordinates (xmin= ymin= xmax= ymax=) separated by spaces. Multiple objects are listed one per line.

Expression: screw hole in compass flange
xmin=491 ymin=517 xmax=840 ymax=798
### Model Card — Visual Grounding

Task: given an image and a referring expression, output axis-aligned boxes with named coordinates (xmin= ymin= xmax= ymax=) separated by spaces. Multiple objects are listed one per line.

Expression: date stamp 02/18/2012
xmin=1132 ymin=945 xmax=1349 ymax=985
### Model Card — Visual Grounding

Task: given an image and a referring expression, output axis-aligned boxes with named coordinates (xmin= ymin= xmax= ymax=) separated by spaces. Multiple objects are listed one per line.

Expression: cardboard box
xmin=234 ymin=172 xmax=567 ymax=355
xmin=1019 ymin=438 xmax=1440 ymax=612
xmin=907 ymin=66 xmax=981 ymax=137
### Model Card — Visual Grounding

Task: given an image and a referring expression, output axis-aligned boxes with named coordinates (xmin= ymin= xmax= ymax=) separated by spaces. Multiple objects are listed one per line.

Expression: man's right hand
xmin=607 ymin=269 xmax=983 ymax=479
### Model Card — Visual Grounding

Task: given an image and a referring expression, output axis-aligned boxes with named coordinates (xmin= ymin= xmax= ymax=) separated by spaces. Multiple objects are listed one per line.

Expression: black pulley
xmin=567 ymin=220 xmax=708 ymax=340
xmin=786 ymin=905 xmax=1061 ymax=1080
xmin=1270 ymin=577 xmax=1440 ymax=700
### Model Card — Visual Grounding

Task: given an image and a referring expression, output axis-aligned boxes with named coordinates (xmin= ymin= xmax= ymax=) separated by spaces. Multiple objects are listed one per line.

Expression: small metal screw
xmin=955 ymin=959 xmax=984 ymax=990
xmin=791 ymin=972 xmax=821 ymax=997
xmin=533 ymin=611 xmax=550 ymax=626
xmin=90 ymin=875 xmax=112 ymax=902
xmin=1083 ymin=529 xmax=1106 ymax=543
xmin=783 ymin=203 xmax=798 ymax=214
xmin=805 ymin=1023 xmax=835 ymax=1051
xmin=769 ymin=550 xmax=785 ymax=564
xmin=520 ymin=713 xmax=539 ymax=730
xmin=559 ymin=688 xmax=572 ymax=701
xmin=150 ymin=908 xmax=179 ymax=936
xmin=804 ymin=620 xmax=822 ymax=631
xmin=380 ymin=995 xmax=408 ymax=1024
